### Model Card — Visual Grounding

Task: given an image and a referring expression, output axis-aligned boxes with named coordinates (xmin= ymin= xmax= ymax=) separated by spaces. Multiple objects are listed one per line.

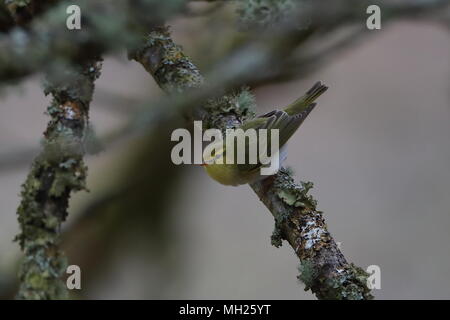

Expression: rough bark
xmin=131 ymin=27 xmax=373 ymax=300
xmin=251 ymin=172 xmax=371 ymax=299
xmin=16 ymin=59 xmax=102 ymax=300
xmin=6 ymin=0 xmax=448 ymax=300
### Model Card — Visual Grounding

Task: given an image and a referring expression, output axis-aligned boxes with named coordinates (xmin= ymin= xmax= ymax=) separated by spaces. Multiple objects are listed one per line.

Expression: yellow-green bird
xmin=203 ymin=81 xmax=328 ymax=186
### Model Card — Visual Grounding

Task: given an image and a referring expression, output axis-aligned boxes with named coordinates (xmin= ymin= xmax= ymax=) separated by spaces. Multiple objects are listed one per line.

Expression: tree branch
xmin=7 ymin=0 xmax=447 ymax=300
xmin=15 ymin=58 xmax=102 ymax=300
xmin=250 ymin=171 xmax=371 ymax=299
xmin=0 ymin=0 xmax=186 ymax=86
xmin=129 ymin=26 xmax=204 ymax=94
xmin=130 ymin=26 xmax=373 ymax=299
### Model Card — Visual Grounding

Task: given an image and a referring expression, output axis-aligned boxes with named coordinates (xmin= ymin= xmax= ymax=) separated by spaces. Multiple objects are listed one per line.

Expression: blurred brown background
xmin=0 ymin=12 xmax=449 ymax=299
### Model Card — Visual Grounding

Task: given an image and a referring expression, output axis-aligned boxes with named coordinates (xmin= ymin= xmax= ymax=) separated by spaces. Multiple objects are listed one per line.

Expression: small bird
xmin=203 ymin=81 xmax=328 ymax=186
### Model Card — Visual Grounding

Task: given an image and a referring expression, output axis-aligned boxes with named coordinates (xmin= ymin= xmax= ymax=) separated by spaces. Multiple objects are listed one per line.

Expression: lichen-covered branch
xmin=16 ymin=58 xmax=102 ymax=300
xmin=1 ymin=0 xmax=446 ymax=86
xmin=0 ymin=0 xmax=186 ymax=85
xmin=201 ymin=91 xmax=373 ymax=299
xmin=7 ymin=0 xmax=446 ymax=301
xmin=130 ymin=27 xmax=372 ymax=299
xmin=250 ymin=171 xmax=372 ymax=299
xmin=129 ymin=26 xmax=204 ymax=94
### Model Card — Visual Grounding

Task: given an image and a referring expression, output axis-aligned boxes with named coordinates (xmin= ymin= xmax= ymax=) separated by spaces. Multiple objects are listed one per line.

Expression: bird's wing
xmin=233 ymin=108 xmax=314 ymax=173
xmin=239 ymin=116 xmax=270 ymax=131
xmin=257 ymin=108 xmax=316 ymax=149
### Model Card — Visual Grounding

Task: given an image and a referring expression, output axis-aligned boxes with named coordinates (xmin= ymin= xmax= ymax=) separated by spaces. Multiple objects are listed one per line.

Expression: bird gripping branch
xmin=203 ymin=81 xmax=328 ymax=186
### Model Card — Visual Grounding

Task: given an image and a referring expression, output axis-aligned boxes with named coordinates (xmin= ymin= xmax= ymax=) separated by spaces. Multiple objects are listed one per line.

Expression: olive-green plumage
xmin=204 ymin=81 xmax=328 ymax=186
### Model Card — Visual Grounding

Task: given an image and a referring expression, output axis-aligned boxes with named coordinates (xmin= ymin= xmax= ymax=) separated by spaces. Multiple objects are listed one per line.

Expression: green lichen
xmin=202 ymin=88 xmax=257 ymax=131
xmin=317 ymin=264 xmax=373 ymax=300
xmin=0 ymin=1 xmax=133 ymax=83
xmin=273 ymin=168 xmax=316 ymax=210
xmin=15 ymin=59 xmax=101 ymax=300
xmin=297 ymin=260 xmax=373 ymax=300
xmin=15 ymin=148 xmax=86 ymax=299
xmin=269 ymin=168 xmax=318 ymax=247
xmin=270 ymin=223 xmax=283 ymax=247
xmin=15 ymin=161 xmax=71 ymax=299
xmin=18 ymin=247 xmax=68 ymax=300
xmin=129 ymin=27 xmax=204 ymax=93
xmin=49 ymin=164 xmax=87 ymax=197
xmin=44 ymin=60 xmax=102 ymax=104
xmin=297 ymin=259 xmax=318 ymax=291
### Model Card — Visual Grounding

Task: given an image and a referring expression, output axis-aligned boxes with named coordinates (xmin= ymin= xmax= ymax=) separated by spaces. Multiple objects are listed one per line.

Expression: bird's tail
xmin=284 ymin=81 xmax=328 ymax=116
